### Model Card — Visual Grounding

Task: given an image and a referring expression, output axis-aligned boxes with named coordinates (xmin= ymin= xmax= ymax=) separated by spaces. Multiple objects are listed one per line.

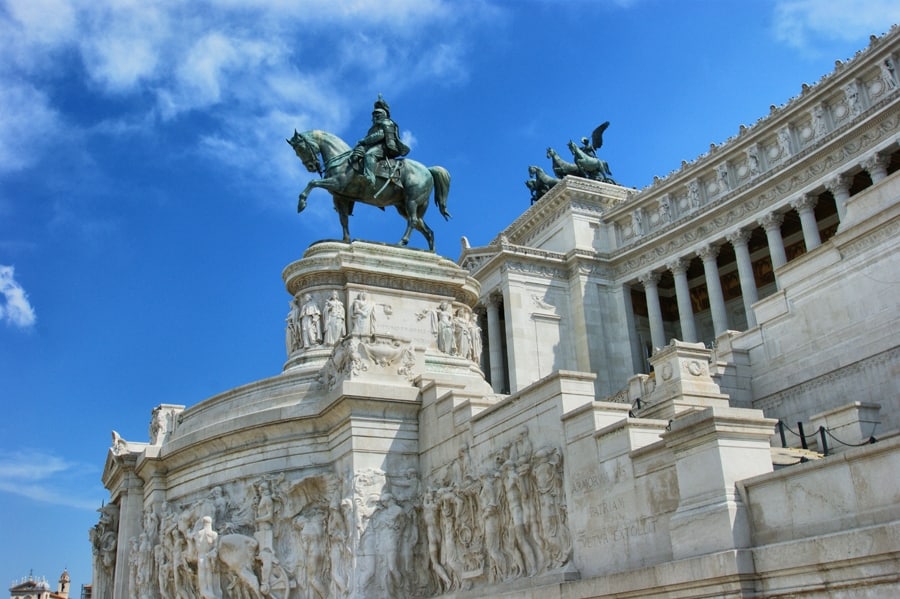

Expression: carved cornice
xmin=611 ymin=107 xmax=899 ymax=279
xmin=491 ymin=177 xmax=629 ymax=248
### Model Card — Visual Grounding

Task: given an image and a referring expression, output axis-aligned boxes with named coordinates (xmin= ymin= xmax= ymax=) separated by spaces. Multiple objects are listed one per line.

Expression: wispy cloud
xmin=773 ymin=0 xmax=900 ymax=50
xmin=0 ymin=82 xmax=61 ymax=174
xmin=0 ymin=0 xmax=490 ymax=188
xmin=0 ymin=449 xmax=103 ymax=510
xmin=0 ymin=265 xmax=37 ymax=328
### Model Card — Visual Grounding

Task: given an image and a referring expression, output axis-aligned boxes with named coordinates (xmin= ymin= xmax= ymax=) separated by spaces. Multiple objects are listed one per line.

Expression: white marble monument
xmin=98 ymin=27 xmax=900 ymax=599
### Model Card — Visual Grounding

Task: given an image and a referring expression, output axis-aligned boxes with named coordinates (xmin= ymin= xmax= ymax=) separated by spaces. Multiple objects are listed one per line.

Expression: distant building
xmin=8 ymin=570 xmax=70 ymax=599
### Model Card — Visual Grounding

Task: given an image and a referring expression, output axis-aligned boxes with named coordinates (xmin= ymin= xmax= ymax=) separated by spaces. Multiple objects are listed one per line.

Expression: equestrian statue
xmin=288 ymin=95 xmax=451 ymax=251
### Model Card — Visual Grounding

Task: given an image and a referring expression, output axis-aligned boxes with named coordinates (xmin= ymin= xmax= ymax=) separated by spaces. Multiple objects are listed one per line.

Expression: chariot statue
xmin=539 ymin=121 xmax=618 ymax=193
xmin=288 ymin=95 xmax=451 ymax=251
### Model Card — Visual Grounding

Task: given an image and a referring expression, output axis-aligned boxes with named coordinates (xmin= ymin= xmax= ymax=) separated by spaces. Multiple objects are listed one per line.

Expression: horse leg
xmin=334 ymin=197 xmax=352 ymax=242
xmin=297 ymin=177 xmax=343 ymax=212
xmin=411 ymin=192 xmax=435 ymax=251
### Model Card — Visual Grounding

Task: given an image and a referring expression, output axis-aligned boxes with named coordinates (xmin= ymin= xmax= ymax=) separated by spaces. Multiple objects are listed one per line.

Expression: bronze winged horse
xmin=287 ymin=129 xmax=451 ymax=251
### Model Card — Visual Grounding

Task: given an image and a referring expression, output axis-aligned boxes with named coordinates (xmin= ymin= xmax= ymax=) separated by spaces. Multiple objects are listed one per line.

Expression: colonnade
xmin=637 ymin=155 xmax=892 ymax=350
xmin=472 ymin=149 xmax=895 ymax=392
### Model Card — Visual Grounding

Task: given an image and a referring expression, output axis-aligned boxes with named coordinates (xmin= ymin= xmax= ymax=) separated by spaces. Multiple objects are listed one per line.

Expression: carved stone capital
xmin=696 ymin=244 xmax=720 ymax=262
xmin=638 ymin=271 xmax=661 ymax=288
xmin=861 ymin=152 xmax=889 ymax=176
xmin=726 ymin=228 xmax=752 ymax=247
xmin=790 ymin=193 xmax=818 ymax=213
xmin=826 ymin=173 xmax=851 ymax=194
xmin=758 ymin=212 xmax=784 ymax=231
xmin=667 ymin=257 xmax=691 ymax=276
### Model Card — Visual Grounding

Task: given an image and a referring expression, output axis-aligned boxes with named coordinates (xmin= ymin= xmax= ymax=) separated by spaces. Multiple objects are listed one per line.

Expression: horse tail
xmin=429 ymin=166 xmax=452 ymax=220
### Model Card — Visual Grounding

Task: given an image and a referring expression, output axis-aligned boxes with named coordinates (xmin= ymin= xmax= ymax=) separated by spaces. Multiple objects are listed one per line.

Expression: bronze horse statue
xmin=287 ymin=129 xmax=451 ymax=251
xmin=546 ymin=147 xmax=581 ymax=179
xmin=567 ymin=139 xmax=616 ymax=184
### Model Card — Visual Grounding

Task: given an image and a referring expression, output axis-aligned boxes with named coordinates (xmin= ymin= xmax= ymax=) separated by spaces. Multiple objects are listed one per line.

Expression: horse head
xmin=287 ymin=129 xmax=322 ymax=175
xmin=528 ymin=165 xmax=538 ymax=176
xmin=546 ymin=147 xmax=555 ymax=159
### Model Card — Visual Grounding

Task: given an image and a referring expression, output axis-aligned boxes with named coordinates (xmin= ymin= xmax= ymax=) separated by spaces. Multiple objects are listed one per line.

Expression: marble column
xmin=666 ymin=258 xmax=697 ymax=343
xmin=758 ymin=212 xmax=788 ymax=270
xmin=111 ymin=455 xmax=143 ymax=599
xmin=485 ymin=294 xmax=505 ymax=394
xmin=791 ymin=194 xmax=822 ymax=251
xmin=826 ymin=174 xmax=851 ymax=222
xmin=862 ymin=153 xmax=889 ymax=184
xmin=726 ymin=228 xmax=759 ymax=329
xmin=697 ymin=244 xmax=729 ymax=336
xmin=639 ymin=271 xmax=666 ymax=352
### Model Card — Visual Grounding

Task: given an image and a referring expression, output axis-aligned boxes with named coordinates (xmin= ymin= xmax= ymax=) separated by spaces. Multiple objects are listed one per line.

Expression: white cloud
xmin=0 ymin=265 xmax=37 ymax=328
xmin=0 ymin=82 xmax=61 ymax=173
xmin=0 ymin=0 xmax=489 ymax=198
xmin=0 ymin=449 xmax=101 ymax=511
xmin=773 ymin=0 xmax=900 ymax=49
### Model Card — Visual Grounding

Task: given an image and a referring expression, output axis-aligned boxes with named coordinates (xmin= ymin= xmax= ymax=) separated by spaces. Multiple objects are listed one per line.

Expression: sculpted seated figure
xmin=353 ymin=94 xmax=410 ymax=189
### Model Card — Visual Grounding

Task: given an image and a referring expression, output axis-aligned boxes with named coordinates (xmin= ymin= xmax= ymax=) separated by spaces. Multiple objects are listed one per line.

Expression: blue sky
xmin=1 ymin=0 xmax=897 ymax=590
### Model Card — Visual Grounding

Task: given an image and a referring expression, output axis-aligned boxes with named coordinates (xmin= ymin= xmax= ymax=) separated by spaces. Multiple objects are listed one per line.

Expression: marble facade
xmin=98 ymin=27 xmax=900 ymax=599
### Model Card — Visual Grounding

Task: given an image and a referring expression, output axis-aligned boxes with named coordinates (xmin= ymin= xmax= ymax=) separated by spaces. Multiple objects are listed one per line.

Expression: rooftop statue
xmin=539 ymin=121 xmax=618 ymax=196
xmin=288 ymin=95 xmax=451 ymax=252
xmin=526 ymin=165 xmax=559 ymax=203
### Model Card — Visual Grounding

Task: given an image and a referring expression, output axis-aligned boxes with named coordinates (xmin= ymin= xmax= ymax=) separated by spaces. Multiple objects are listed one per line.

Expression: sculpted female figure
xmin=323 ymin=290 xmax=346 ymax=345
xmin=351 ymin=291 xmax=376 ymax=336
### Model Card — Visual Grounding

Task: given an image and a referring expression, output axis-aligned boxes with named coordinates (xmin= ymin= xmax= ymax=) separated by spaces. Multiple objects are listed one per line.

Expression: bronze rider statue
xmin=353 ymin=94 xmax=410 ymax=188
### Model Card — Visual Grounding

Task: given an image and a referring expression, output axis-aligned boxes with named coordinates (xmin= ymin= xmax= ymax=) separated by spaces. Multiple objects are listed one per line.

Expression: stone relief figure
xmin=127 ymin=537 xmax=139 ymax=598
xmin=323 ymin=290 xmax=346 ymax=345
xmin=532 ymin=447 xmax=572 ymax=568
xmin=351 ymin=291 xmax=376 ymax=337
xmin=437 ymin=485 xmax=465 ymax=589
xmin=658 ymin=195 xmax=672 ymax=223
xmin=194 ymin=516 xmax=221 ymax=599
xmin=300 ymin=293 xmax=322 ymax=348
xmin=882 ymin=57 xmax=898 ymax=90
xmin=206 ymin=486 xmax=230 ymax=533
xmin=777 ymin=126 xmax=793 ymax=158
xmin=812 ymin=104 xmax=829 ymax=138
xmin=285 ymin=295 xmax=303 ymax=355
xmin=216 ymin=534 xmax=264 ymax=599
xmin=687 ymin=180 xmax=701 ymax=210
xmin=468 ymin=311 xmax=483 ymax=365
xmin=253 ymin=480 xmax=277 ymax=593
xmin=453 ymin=309 xmax=472 ymax=360
xmin=149 ymin=405 xmax=173 ymax=445
xmin=371 ymin=493 xmax=406 ymax=596
xmin=844 ymin=80 xmax=862 ymax=117
xmin=293 ymin=507 xmax=329 ymax=599
xmin=90 ymin=503 xmax=119 ymax=599
xmin=422 ymin=489 xmax=453 ymax=591
xmin=478 ymin=469 xmax=507 ymax=583
xmin=154 ymin=542 xmax=172 ymax=599
xmin=136 ymin=532 xmax=153 ymax=599
xmin=631 ymin=209 xmax=644 ymax=238
xmin=431 ymin=301 xmax=456 ymax=355
xmin=328 ymin=498 xmax=353 ymax=598
xmin=745 ymin=145 xmax=761 ymax=176
xmin=716 ymin=163 xmax=730 ymax=193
